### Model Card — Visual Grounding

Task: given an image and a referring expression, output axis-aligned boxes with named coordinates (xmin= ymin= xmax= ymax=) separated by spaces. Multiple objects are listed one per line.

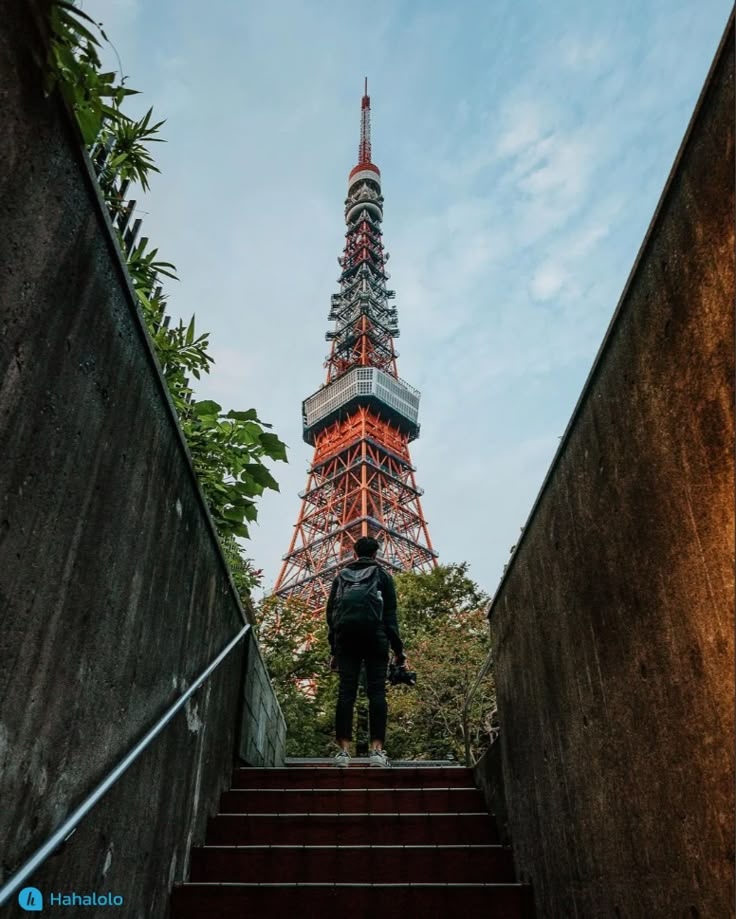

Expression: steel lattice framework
xmin=274 ymin=81 xmax=437 ymax=610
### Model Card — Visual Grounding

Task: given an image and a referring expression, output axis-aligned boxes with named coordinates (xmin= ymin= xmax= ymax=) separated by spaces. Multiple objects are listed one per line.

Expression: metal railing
xmin=462 ymin=602 xmax=497 ymax=767
xmin=462 ymin=647 xmax=495 ymax=767
xmin=0 ymin=623 xmax=251 ymax=908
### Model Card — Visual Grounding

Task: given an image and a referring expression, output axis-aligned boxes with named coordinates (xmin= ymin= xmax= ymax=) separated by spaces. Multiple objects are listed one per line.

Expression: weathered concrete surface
xmin=472 ymin=741 xmax=511 ymax=847
xmin=239 ymin=632 xmax=287 ymax=767
xmin=488 ymin=15 xmax=734 ymax=919
xmin=0 ymin=2 xmax=284 ymax=916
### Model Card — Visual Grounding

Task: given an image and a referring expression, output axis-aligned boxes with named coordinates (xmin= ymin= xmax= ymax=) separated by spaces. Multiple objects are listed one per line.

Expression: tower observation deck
xmin=273 ymin=80 xmax=437 ymax=611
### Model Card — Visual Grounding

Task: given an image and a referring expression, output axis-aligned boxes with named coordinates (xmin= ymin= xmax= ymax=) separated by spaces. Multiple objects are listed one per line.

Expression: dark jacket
xmin=326 ymin=559 xmax=405 ymax=661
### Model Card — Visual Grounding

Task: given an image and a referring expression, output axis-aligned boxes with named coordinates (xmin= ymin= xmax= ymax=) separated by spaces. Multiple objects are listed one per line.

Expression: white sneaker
xmin=335 ymin=750 xmax=351 ymax=768
xmin=369 ymin=749 xmax=390 ymax=768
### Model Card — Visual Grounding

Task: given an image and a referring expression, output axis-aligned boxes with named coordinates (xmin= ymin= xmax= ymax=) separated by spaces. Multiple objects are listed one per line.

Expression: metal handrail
xmin=462 ymin=647 xmax=495 ymax=767
xmin=462 ymin=601 xmax=495 ymax=767
xmin=0 ymin=623 xmax=251 ymax=907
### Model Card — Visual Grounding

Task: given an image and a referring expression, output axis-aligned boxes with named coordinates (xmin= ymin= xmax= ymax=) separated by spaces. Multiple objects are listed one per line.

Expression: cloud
xmin=517 ymin=134 xmax=593 ymax=198
xmin=558 ymin=35 xmax=611 ymax=72
xmin=530 ymin=262 xmax=567 ymax=301
xmin=496 ymin=99 xmax=548 ymax=158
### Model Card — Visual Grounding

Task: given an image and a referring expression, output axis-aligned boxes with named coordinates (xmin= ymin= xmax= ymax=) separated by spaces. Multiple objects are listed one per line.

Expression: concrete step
xmin=170 ymin=882 xmax=534 ymax=919
xmin=189 ymin=843 xmax=515 ymax=883
xmin=231 ymin=766 xmax=475 ymax=789
xmin=207 ymin=812 xmax=499 ymax=845
xmin=220 ymin=786 xmax=485 ymax=813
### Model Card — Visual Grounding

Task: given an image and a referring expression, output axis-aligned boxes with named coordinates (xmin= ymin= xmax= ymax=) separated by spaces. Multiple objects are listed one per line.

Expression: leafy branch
xmin=47 ymin=1 xmax=137 ymax=143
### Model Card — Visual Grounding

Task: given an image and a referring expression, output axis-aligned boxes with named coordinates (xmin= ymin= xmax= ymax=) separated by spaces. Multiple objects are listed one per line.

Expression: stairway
xmin=170 ymin=763 xmax=534 ymax=918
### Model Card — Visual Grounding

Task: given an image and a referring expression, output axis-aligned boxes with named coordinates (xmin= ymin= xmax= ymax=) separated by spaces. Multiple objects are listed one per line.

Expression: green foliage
xmin=46 ymin=1 xmax=287 ymax=562
xmin=393 ymin=562 xmax=487 ymax=644
xmin=97 ymin=107 xmax=165 ymax=193
xmin=220 ymin=535 xmax=264 ymax=602
xmin=124 ymin=237 xmax=178 ymax=316
xmin=46 ymin=2 xmax=136 ymax=144
xmin=388 ymin=564 xmax=495 ymax=762
xmin=183 ymin=400 xmax=284 ymax=539
xmin=257 ymin=564 xmax=498 ymax=762
xmin=256 ymin=597 xmax=339 ymax=757
xmin=386 ymin=604 xmax=495 ymax=763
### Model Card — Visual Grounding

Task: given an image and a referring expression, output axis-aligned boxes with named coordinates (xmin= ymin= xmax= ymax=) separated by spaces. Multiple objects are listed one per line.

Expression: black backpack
xmin=333 ymin=565 xmax=384 ymax=636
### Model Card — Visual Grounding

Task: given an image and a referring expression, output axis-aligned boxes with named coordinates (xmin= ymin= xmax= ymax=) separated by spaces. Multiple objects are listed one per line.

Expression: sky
xmin=88 ymin=0 xmax=731 ymax=599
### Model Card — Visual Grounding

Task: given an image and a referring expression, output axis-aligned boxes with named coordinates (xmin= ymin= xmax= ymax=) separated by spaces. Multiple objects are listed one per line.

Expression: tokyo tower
xmin=273 ymin=80 xmax=437 ymax=611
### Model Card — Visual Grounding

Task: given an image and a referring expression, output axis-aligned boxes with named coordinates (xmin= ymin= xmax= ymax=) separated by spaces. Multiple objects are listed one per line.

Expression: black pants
xmin=335 ymin=635 xmax=389 ymax=743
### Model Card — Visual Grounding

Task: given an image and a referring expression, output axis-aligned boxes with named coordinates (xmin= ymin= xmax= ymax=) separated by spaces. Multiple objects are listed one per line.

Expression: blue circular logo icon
xmin=18 ymin=887 xmax=44 ymax=911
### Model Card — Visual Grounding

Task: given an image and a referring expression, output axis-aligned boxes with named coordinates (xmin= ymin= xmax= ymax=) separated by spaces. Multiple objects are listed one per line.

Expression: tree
xmin=387 ymin=564 xmax=496 ymax=762
xmin=255 ymin=596 xmax=337 ymax=757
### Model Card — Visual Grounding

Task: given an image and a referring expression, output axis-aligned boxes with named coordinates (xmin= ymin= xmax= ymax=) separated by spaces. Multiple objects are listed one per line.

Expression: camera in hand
xmin=388 ymin=662 xmax=417 ymax=686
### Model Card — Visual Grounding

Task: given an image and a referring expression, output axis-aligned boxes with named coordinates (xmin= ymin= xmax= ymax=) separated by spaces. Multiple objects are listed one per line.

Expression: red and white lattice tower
xmin=273 ymin=80 xmax=437 ymax=612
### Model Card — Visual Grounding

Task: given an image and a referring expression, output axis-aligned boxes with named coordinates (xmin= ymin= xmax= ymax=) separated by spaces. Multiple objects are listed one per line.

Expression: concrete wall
xmin=488 ymin=16 xmax=734 ymax=919
xmin=0 ymin=3 xmax=284 ymax=916
xmin=240 ymin=632 xmax=287 ymax=767
xmin=472 ymin=741 xmax=511 ymax=847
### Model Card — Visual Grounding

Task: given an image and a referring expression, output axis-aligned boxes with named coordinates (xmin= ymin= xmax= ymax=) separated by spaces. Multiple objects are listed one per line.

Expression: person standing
xmin=326 ymin=536 xmax=407 ymax=767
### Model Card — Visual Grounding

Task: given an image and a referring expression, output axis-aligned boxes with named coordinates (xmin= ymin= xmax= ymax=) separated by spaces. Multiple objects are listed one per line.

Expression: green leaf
xmin=259 ymin=432 xmax=288 ymax=462
xmin=244 ymin=463 xmax=279 ymax=491
xmin=75 ymin=106 xmax=102 ymax=144
xmin=57 ymin=5 xmax=102 ymax=47
xmin=193 ymin=400 xmax=222 ymax=417
xmin=234 ymin=422 xmax=264 ymax=445
xmin=100 ymin=102 xmax=129 ymax=122
xmin=226 ymin=409 xmax=259 ymax=422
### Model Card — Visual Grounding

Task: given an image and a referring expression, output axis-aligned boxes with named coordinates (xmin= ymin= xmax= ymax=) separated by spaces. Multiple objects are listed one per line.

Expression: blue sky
xmin=90 ymin=0 xmax=731 ymax=598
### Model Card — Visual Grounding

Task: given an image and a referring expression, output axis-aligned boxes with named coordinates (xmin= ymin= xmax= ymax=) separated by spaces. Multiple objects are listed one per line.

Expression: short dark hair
xmin=353 ymin=536 xmax=379 ymax=558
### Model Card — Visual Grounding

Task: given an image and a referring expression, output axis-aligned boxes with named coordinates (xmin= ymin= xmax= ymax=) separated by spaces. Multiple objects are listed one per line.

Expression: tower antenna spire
xmin=358 ymin=77 xmax=371 ymax=165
